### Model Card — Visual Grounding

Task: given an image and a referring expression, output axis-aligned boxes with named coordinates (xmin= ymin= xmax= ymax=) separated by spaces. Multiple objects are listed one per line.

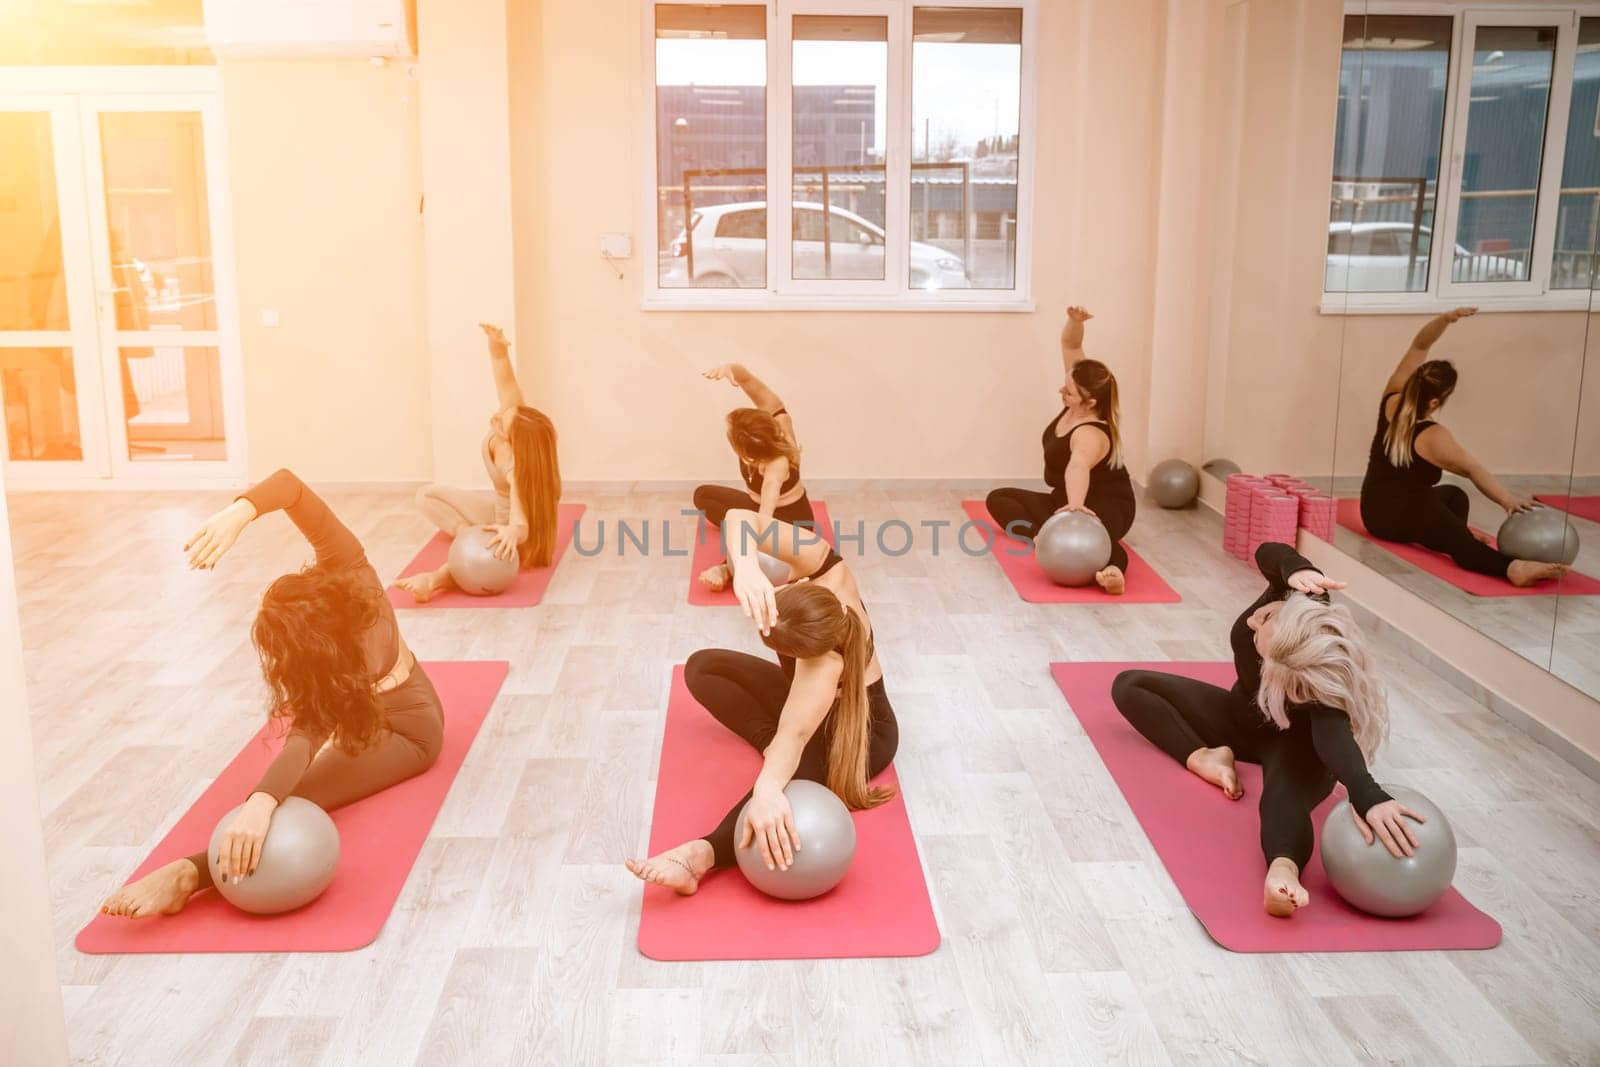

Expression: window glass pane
xmin=1453 ymin=25 xmax=1555 ymax=284
xmin=0 ymin=112 xmax=68 ymax=330
xmin=1 ymin=348 xmax=80 ymax=461
xmin=0 ymin=0 xmax=211 ymax=65
xmin=1328 ymin=14 xmax=1451 ymax=293
xmin=1554 ymin=17 xmax=1600 ymax=289
xmin=99 ymin=112 xmax=216 ymax=331
xmin=120 ymin=345 xmax=226 ymax=462
xmin=656 ymin=5 xmax=767 ymax=289
xmin=792 ymin=15 xmax=888 ymax=281
xmin=911 ymin=7 xmax=1020 ymax=291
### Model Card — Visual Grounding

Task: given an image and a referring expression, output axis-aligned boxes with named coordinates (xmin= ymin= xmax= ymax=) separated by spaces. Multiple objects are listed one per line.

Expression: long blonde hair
xmin=1071 ymin=359 xmax=1123 ymax=469
xmin=1384 ymin=360 xmax=1456 ymax=468
xmin=761 ymin=583 xmax=894 ymax=811
xmin=510 ymin=405 xmax=561 ymax=568
xmin=1257 ymin=594 xmax=1388 ymax=762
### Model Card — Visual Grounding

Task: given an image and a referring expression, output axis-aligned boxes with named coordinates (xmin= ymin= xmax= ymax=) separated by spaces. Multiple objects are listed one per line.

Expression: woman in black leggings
xmin=1359 ymin=307 xmax=1566 ymax=587
xmin=986 ymin=306 xmax=1136 ymax=594
xmin=694 ymin=363 xmax=817 ymax=592
xmin=627 ymin=510 xmax=897 ymax=892
xmin=1111 ymin=542 xmax=1425 ymax=918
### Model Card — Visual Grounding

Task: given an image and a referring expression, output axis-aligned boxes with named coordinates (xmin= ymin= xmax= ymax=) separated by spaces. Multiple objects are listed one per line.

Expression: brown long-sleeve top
xmin=244 ymin=469 xmax=406 ymax=802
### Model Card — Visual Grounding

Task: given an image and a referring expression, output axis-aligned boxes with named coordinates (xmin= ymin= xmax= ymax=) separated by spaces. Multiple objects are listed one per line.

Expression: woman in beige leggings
xmin=395 ymin=323 xmax=562 ymax=603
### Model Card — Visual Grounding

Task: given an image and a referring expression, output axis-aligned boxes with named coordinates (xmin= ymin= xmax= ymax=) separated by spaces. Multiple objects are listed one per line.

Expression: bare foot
xmin=395 ymin=565 xmax=454 ymax=604
xmin=1185 ymin=745 xmax=1243 ymax=799
xmin=626 ymin=839 xmax=714 ymax=896
xmin=1507 ymin=560 xmax=1569 ymax=587
xmin=1263 ymin=857 xmax=1309 ymax=918
xmin=1095 ymin=565 xmax=1126 ymax=595
xmin=697 ymin=563 xmax=731 ymax=593
xmin=100 ymin=858 xmax=201 ymax=919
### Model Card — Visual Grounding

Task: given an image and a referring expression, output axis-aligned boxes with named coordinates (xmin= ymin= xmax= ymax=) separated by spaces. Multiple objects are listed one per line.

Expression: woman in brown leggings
xmin=100 ymin=469 xmax=444 ymax=918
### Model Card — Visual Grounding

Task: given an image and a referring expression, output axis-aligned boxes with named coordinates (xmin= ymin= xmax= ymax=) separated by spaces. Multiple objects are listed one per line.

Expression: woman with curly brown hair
xmin=693 ymin=363 xmax=816 ymax=592
xmin=99 ymin=469 xmax=442 ymax=919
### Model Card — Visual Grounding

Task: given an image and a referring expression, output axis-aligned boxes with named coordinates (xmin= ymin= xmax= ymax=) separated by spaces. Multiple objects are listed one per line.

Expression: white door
xmin=0 ymin=88 xmax=244 ymax=486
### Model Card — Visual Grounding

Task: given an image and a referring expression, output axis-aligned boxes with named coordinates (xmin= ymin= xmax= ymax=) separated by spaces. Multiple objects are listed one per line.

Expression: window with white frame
xmin=1328 ymin=6 xmax=1600 ymax=307
xmin=648 ymin=1 xmax=1030 ymax=307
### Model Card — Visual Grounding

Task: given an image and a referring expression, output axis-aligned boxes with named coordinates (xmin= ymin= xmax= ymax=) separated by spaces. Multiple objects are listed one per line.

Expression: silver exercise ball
xmin=447 ymin=525 xmax=519 ymax=595
xmin=208 ymin=797 xmax=341 ymax=915
xmin=1320 ymin=785 xmax=1456 ymax=918
xmin=1203 ymin=458 xmax=1242 ymax=479
xmin=1497 ymin=508 xmax=1580 ymax=565
xmin=1035 ymin=511 xmax=1112 ymax=586
xmin=756 ymin=551 xmax=793 ymax=585
xmin=1149 ymin=459 xmax=1200 ymax=508
xmin=735 ymin=779 xmax=857 ymax=901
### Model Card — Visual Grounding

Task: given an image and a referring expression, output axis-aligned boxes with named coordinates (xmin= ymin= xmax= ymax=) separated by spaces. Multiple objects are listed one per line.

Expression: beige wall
xmin=508 ymin=0 xmax=1175 ymax=483
xmin=1211 ymin=0 xmax=1598 ymax=482
xmin=221 ymin=60 xmax=431 ymax=483
xmin=0 ymin=462 xmax=71 ymax=1066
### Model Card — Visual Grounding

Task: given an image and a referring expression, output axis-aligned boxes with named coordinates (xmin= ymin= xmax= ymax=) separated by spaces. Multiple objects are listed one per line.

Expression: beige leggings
xmin=416 ymin=483 xmax=506 ymax=535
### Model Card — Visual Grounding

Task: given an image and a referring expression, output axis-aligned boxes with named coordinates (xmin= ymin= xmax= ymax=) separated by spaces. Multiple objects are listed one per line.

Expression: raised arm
xmin=481 ymin=323 xmax=524 ymax=412
xmin=723 ymin=507 xmax=832 ymax=632
xmin=1413 ymin=425 xmax=1533 ymax=513
xmin=186 ymin=469 xmax=366 ymax=573
xmin=1060 ymin=305 xmax=1092 ymax=374
xmin=1254 ymin=542 xmax=1319 ymax=597
xmin=1384 ymin=307 xmax=1475 ymax=396
xmin=705 ymin=362 xmax=785 ymax=413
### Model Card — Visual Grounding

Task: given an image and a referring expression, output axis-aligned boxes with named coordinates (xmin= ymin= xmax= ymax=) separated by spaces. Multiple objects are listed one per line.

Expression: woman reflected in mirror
xmin=1359 ymin=307 xmax=1568 ymax=587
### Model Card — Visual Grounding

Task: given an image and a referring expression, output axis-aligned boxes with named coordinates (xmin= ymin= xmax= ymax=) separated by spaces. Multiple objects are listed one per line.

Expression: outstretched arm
xmin=723 ymin=507 xmax=832 ymax=631
xmin=705 ymin=362 xmax=785 ymax=413
xmin=1060 ymin=306 xmax=1092 ymax=374
xmin=481 ymin=323 xmax=524 ymax=412
xmin=741 ymin=658 xmax=839 ymax=870
xmin=1384 ymin=307 xmax=1475 ymax=396
xmin=185 ymin=469 xmax=366 ymax=573
xmin=1413 ymin=425 xmax=1534 ymax=513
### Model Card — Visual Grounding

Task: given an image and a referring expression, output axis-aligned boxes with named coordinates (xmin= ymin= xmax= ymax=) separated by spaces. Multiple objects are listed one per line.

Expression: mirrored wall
xmin=1203 ymin=1 xmax=1599 ymax=703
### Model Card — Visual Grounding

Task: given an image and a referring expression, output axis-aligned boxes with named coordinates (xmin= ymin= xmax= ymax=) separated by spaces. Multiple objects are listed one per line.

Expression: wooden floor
xmin=11 ymin=485 xmax=1600 ymax=1066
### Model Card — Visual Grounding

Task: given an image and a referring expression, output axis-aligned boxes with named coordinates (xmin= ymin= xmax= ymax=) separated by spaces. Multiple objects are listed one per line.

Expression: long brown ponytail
xmin=510 ymin=405 xmax=561 ymax=568
xmin=762 ymin=583 xmax=894 ymax=811
xmin=1384 ymin=360 xmax=1456 ymax=468
xmin=1071 ymin=359 xmax=1123 ymax=468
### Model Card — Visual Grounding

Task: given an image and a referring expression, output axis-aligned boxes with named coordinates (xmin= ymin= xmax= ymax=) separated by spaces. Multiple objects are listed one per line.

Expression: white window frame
xmin=1324 ymin=2 xmax=1600 ymax=314
xmin=640 ymin=0 xmax=1037 ymax=312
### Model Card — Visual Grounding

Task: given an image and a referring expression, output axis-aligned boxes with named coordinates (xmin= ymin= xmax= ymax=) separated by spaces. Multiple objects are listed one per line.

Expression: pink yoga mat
xmin=1534 ymin=494 xmax=1600 ymax=525
xmin=1336 ymin=499 xmax=1600 ymax=598
xmin=76 ymin=660 xmax=508 ymax=955
xmin=1051 ymin=661 xmax=1501 ymax=953
xmin=687 ymin=501 xmax=834 ymax=607
xmin=386 ymin=502 xmax=587 ymax=609
xmin=636 ymin=666 xmax=939 ymax=962
xmin=960 ymin=500 xmax=1181 ymax=604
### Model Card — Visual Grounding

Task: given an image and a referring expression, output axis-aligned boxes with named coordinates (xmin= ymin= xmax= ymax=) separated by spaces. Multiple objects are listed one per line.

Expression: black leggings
xmin=1110 ymin=669 xmax=1333 ymax=870
xmin=692 ymin=485 xmax=817 ymax=563
xmin=683 ymin=648 xmax=898 ymax=869
xmin=1361 ymin=484 xmax=1512 ymax=579
xmin=985 ymin=487 xmax=1133 ymax=572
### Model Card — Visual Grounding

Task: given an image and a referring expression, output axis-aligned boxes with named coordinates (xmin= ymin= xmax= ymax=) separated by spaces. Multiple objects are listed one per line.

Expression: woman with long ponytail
xmin=626 ymin=510 xmax=898 ymax=894
xmin=1359 ymin=307 xmax=1566 ymax=587
xmin=396 ymin=323 xmax=563 ymax=603
xmin=985 ymin=305 xmax=1138 ymax=594
xmin=1110 ymin=542 xmax=1418 ymax=919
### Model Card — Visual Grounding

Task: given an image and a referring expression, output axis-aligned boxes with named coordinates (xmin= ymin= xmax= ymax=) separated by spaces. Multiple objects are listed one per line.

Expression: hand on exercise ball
xmin=1351 ymin=797 xmax=1425 ymax=859
xmin=214 ymin=791 xmax=278 ymax=883
xmin=185 ymin=498 xmax=257 ymax=570
xmin=1286 ymin=569 xmax=1346 ymax=597
xmin=484 ymin=523 xmax=522 ymax=562
xmin=1055 ymin=502 xmax=1098 ymax=518
xmin=740 ymin=786 xmax=800 ymax=871
xmin=1504 ymin=497 xmax=1539 ymax=514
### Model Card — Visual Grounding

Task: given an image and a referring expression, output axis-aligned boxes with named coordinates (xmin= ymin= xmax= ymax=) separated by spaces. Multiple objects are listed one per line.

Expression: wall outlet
xmin=599 ymin=233 xmax=632 ymax=259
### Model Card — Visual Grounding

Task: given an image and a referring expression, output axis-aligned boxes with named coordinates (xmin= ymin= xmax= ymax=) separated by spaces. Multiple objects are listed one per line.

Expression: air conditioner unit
xmin=203 ymin=0 xmax=416 ymax=59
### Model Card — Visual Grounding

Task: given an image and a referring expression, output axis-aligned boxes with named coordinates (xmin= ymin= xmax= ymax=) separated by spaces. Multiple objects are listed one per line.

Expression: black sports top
xmin=1362 ymin=392 xmax=1442 ymax=498
xmin=738 ymin=408 xmax=801 ymax=495
xmin=1231 ymin=542 xmax=1392 ymax=818
xmin=1041 ymin=409 xmax=1135 ymax=510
